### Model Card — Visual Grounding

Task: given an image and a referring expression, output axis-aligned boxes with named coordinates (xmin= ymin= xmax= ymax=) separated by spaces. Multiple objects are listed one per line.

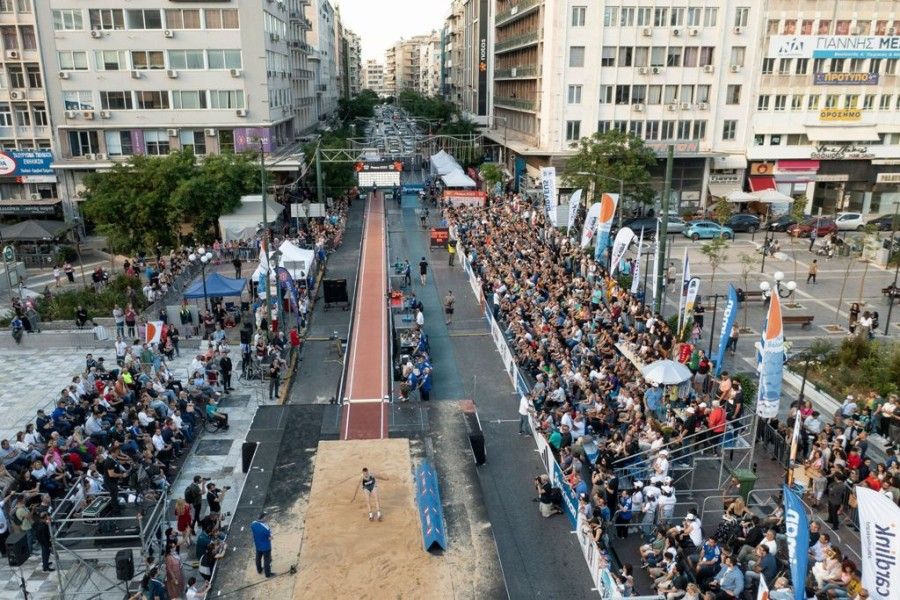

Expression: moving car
xmin=868 ymin=213 xmax=900 ymax=231
xmin=767 ymin=214 xmax=798 ymax=232
xmin=835 ymin=212 xmax=865 ymax=231
xmin=683 ymin=220 xmax=734 ymax=240
xmin=786 ymin=217 xmax=837 ymax=238
xmin=725 ymin=214 xmax=761 ymax=233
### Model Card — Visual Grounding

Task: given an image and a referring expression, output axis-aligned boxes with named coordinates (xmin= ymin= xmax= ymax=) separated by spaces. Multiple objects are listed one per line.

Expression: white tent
xmin=441 ymin=169 xmax=477 ymax=189
xmin=218 ymin=195 xmax=283 ymax=242
xmin=277 ymin=240 xmax=316 ymax=279
xmin=751 ymin=188 xmax=794 ymax=203
xmin=430 ymin=150 xmax=464 ymax=176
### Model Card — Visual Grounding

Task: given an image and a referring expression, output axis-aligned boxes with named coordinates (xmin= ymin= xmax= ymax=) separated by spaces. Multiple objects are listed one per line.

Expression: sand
xmin=290 ymin=438 xmax=454 ymax=599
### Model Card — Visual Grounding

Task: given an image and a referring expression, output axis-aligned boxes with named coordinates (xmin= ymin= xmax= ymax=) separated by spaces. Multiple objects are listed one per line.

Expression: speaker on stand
xmin=6 ymin=532 xmax=31 ymax=599
xmin=116 ymin=548 xmax=134 ymax=596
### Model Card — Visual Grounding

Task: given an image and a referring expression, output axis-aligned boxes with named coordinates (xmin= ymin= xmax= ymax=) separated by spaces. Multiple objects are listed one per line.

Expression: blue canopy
xmin=183 ymin=272 xmax=246 ymax=299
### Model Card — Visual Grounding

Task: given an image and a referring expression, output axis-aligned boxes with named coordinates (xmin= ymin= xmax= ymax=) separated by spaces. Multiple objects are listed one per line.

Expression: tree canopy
xmin=563 ymin=130 xmax=657 ymax=206
xmin=82 ymin=150 xmax=260 ymax=254
xmin=338 ymin=89 xmax=381 ymax=122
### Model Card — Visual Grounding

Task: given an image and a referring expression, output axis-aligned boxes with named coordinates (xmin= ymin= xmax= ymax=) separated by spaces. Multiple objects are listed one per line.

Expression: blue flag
xmin=714 ymin=285 xmax=739 ymax=377
xmin=783 ymin=485 xmax=809 ymax=600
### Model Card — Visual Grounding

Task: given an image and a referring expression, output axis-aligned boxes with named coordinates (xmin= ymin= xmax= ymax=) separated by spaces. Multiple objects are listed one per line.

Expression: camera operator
xmin=206 ymin=482 xmax=230 ymax=520
xmin=534 ymin=474 xmax=561 ymax=518
xmin=101 ymin=447 xmax=130 ymax=513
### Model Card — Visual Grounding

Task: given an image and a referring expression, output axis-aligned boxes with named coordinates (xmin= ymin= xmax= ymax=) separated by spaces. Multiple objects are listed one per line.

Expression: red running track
xmin=340 ymin=192 xmax=389 ymax=440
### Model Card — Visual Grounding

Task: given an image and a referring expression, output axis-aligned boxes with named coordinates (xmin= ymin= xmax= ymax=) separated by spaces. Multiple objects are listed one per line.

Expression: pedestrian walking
xmin=251 ymin=512 xmax=274 ymax=577
xmin=807 ymin=259 xmax=818 ymax=284
xmin=402 ymin=259 xmax=412 ymax=287
xmin=443 ymin=290 xmax=455 ymax=325
xmin=34 ymin=512 xmax=54 ymax=572
xmin=53 ymin=265 xmax=62 ymax=287
xmin=64 ymin=262 xmax=74 ymax=283
xmin=233 ymin=256 xmax=242 ymax=278
xmin=418 ymin=256 xmax=428 ymax=285
xmin=447 ymin=240 xmax=456 ymax=266
xmin=808 ymin=227 xmax=818 ymax=252
xmin=185 ymin=475 xmax=204 ymax=531
xmin=727 ymin=322 xmax=739 ymax=355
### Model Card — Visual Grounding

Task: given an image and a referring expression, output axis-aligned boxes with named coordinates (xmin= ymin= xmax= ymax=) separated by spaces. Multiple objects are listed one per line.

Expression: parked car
xmin=835 ymin=212 xmax=866 ymax=231
xmin=663 ymin=215 xmax=686 ymax=234
xmin=767 ymin=214 xmax=798 ymax=232
xmin=868 ymin=213 xmax=900 ymax=231
xmin=684 ymin=220 xmax=734 ymax=240
xmin=725 ymin=213 xmax=762 ymax=233
xmin=786 ymin=217 xmax=838 ymax=238
xmin=621 ymin=217 xmax=659 ymax=238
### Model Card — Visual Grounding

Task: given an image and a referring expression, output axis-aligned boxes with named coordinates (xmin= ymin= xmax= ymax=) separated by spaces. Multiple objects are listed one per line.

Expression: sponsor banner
xmin=567 ymin=189 xmax=583 ymax=233
xmin=757 ymin=576 xmax=769 ymax=600
xmin=146 ymin=321 xmax=164 ymax=344
xmin=857 ymin=486 xmax=900 ymax=600
xmin=580 ymin=201 xmax=602 ymax=248
xmin=769 ymin=35 xmax=900 ymax=59
xmin=594 ymin=193 xmax=618 ymax=262
xmin=819 ymin=108 xmax=862 ymax=121
xmin=814 ymin=72 xmax=879 ymax=85
xmin=677 ymin=248 xmax=691 ymax=335
xmin=540 ymin=167 xmax=558 ymax=226
xmin=631 ymin=229 xmax=644 ymax=295
xmin=477 ymin=0 xmax=489 ymax=115
xmin=576 ymin=514 xmax=623 ymax=600
xmin=609 ymin=227 xmax=635 ymax=277
xmin=682 ymin=277 xmax=701 ymax=336
xmin=651 ymin=219 xmax=661 ymax=304
xmin=549 ymin=455 xmax=579 ymax=527
xmin=714 ymin=285 xmax=739 ymax=377
xmin=401 ymin=184 xmax=424 ymax=192
xmin=757 ymin=292 xmax=784 ymax=419
xmin=442 ymin=190 xmax=487 ymax=207
xmin=783 ymin=485 xmax=809 ymax=600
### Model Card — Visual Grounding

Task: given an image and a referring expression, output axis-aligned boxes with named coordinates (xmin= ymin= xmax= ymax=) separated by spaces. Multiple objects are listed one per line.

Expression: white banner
xmin=609 ymin=227 xmax=635 ymax=278
xmin=682 ymin=277 xmax=701 ymax=336
xmin=540 ymin=167 xmax=558 ymax=227
xmin=631 ymin=229 xmax=644 ymax=295
xmin=651 ymin=219 xmax=661 ymax=304
xmin=567 ymin=189 xmax=583 ymax=233
xmin=146 ymin=321 xmax=164 ymax=344
xmin=857 ymin=486 xmax=900 ymax=600
xmin=580 ymin=202 xmax=602 ymax=248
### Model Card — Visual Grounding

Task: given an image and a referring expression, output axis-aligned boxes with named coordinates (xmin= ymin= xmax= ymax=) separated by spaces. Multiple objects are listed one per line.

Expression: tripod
xmin=17 ymin=564 xmax=29 ymax=600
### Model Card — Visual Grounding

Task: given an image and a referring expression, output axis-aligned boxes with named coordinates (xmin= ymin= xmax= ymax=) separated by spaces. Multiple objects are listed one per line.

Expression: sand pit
xmin=291 ymin=438 xmax=453 ymax=599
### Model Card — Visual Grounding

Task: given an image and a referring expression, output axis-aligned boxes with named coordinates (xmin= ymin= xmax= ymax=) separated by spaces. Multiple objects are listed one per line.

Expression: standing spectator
xmin=165 ymin=541 xmax=185 ymax=598
xmin=807 ymin=260 xmax=818 ymax=284
xmin=206 ymin=482 xmax=228 ymax=520
xmin=63 ymin=261 xmax=75 ymax=283
xmin=418 ymin=256 xmax=429 ymax=285
xmin=34 ymin=512 xmax=54 ymax=572
xmin=232 ymin=256 xmax=242 ymax=278
xmin=403 ymin=259 xmax=412 ymax=287
xmin=826 ymin=475 xmax=849 ymax=530
xmin=268 ymin=358 xmax=282 ymax=401
xmin=112 ymin=305 xmax=126 ymax=339
xmin=185 ymin=577 xmax=208 ymax=600
xmin=726 ymin=324 xmax=739 ymax=355
xmin=175 ymin=498 xmax=193 ymax=546
xmin=250 ymin=512 xmax=274 ymax=577
xmin=848 ymin=303 xmax=860 ymax=334
xmin=443 ymin=290 xmax=455 ymax=325
xmin=809 ymin=226 xmax=818 ymax=252
xmin=447 ymin=240 xmax=457 ymax=266
xmin=220 ymin=350 xmax=233 ymax=393
xmin=518 ymin=394 xmax=533 ymax=435
xmin=53 ymin=265 xmax=62 ymax=288
xmin=124 ymin=304 xmax=138 ymax=339
xmin=185 ymin=476 xmax=204 ymax=532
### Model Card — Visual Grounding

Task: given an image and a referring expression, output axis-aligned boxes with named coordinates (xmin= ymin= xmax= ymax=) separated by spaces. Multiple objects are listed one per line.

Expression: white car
xmin=835 ymin=212 xmax=865 ymax=231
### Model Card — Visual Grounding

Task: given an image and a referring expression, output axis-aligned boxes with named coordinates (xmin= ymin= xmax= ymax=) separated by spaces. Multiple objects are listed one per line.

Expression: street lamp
xmin=188 ymin=247 xmax=213 ymax=310
xmin=759 ymin=271 xmax=797 ymax=303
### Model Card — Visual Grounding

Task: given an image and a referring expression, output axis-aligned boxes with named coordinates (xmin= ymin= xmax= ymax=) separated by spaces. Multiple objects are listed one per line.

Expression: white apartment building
xmin=342 ymin=28 xmax=362 ymax=98
xmin=443 ymin=0 xmax=493 ymax=123
xmin=418 ymin=31 xmax=444 ymax=98
xmin=364 ymin=59 xmax=385 ymax=96
xmin=488 ymin=0 xmax=759 ymax=213
xmin=750 ymin=0 xmax=900 ymax=217
xmin=37 ymin=0 xmax=311 ymax=205
xmin=308 ymin=0 xmax=340 ymax=121
xmin=384 ymin=46 xmax=397 ymax=96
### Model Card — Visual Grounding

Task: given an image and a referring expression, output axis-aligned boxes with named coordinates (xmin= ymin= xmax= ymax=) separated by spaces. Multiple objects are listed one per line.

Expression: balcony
xmin=496 ymin=0 xmax=541 ymax=28
xmin=495 ymin=30 xmax=539 ymax=53
xmin=494 ymin=96 xmax=536 ymax=111
xmin=494 ymin=65 xmax=538 ymax=79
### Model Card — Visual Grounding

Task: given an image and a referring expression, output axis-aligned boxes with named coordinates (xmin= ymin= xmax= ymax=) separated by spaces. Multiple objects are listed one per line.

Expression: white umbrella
xmin=751 ymin=188 xmax=794 ymax=203
xmin=641 ymin=359 xmax=693 ymax=385
xmin=726 ymin=190 xmax=756 ymax=203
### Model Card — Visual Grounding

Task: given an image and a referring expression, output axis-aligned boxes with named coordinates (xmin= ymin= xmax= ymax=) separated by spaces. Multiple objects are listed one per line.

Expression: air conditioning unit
xmin=730 ymin=64 xmax=742 ymax=73
xmin=167 ymin=128 xmax=178 ymax=137
xmin=680 ymin=102 xmax=691 ymax=110
xmin=99 ymin=110 xmax=111 ymax=119
xmin=642 ymin=28 xmax=652 ymax=37
xmin=632 ymin=103 xmax=645 ymax=112
xmin=90 ymin=30 xmax=102 ymax=39
xmin=5 ymin=50 xmax=19 ymax=60
xmin=83 ymin=111 xmax=95 ymax=120
xmin=167 ymin=69 xmax=178 ymax=78
xmin=96 ymin=153 xmax=108 ymax=160
xmin=733 ymin=26 xmax=743 ymax=34
xmin=651 ymin=66 xmax=663 ymax=74
xmin=131 ymin=70 xmax=142 ymax=79
xmin=9 ymin=90 xmax=24 ymax=100
xmin=672 ymin=29 xmax=681 ymax=36
xmin=164 ymin=29 xmax=174 ymax=38
xmin=85 ymin=153 xmax=97 ymax=160
xmin=703 ymin=65 xmax=715 ymax=73
xmin=230 ymin=68 xmax=242 ymax=77
xmin=65 ymin=110 xmax=78 ymax=119
xmin=698 ymin=102 xmax=709 ymax=110
xmin=205 ymin=128 xmax=217 ymax=137
xmin=638 ymin=66 xmax=650 ymax=75
xmin=236 ymin=108 xmax=248 ymax=117
xmin=58 ymin=71 xmax=70 ymax=79
xmin=689 ymin=28 xmax=699 ymax=37
xmin=30 ymin=193 xmax=41 ymax=200
xmin=667 ymin=103 xmax=678 ymax=111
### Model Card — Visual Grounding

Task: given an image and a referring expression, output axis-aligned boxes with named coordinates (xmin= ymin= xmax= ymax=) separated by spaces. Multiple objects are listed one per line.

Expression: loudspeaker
xmin=115 ymin=549 xmax=134 ymax=581
xmin=6 ymin=532 xmax=30 ymax=567
xmin=242 ymin=441 xmax=258 ymax=473
xmin=462 ymin=407 xmax=487 ymax=465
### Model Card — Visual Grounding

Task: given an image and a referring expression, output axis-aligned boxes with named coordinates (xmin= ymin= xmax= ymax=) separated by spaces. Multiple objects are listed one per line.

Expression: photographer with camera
xmin=535 ymin=474 xmax=562 ymax=518
xmin=206 ymin=482 xmax=230 ymax=520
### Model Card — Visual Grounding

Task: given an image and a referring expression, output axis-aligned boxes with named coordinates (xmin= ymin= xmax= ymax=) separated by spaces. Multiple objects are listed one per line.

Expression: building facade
xmin=443 ymin=0 xmax=493 ymax=123
xmin=363 ymin=59 xmax=385 ymax=96
xmin=384 ymin=45 xmax=397 ymax=96
xmin=342 ymin=28 xmax=362 ymax=98
xmin=418 ymin=31 xmax=443 ymax=97
xmin=308 ymin=0 xmax=340 ymax=121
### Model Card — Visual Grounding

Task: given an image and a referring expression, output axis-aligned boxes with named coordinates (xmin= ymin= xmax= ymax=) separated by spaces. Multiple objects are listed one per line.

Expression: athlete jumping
xmin=352 ymin=467 xmax=389 ymax=521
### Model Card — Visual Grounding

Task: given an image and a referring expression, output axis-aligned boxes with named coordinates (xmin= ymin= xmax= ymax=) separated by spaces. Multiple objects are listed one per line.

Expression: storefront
xmin=0 ymin=150 xmax=60 ymax=222
xmin=706 ymin=155 xmax=747 ymax=207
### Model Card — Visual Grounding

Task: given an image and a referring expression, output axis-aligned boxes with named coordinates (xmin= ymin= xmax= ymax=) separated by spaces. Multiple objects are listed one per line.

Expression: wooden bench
xmin=739 ymin=290 xmax=765 ymax=302
xmin=782 ymin=315 xmax=814 ymax=328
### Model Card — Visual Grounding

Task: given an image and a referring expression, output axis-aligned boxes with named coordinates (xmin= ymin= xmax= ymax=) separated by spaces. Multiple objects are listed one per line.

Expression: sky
xmin=334 ymin=0 xmax=448 ymax=61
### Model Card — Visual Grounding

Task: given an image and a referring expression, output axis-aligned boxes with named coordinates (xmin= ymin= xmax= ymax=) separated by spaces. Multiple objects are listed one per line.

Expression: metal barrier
xmin=759 ymin=420 xmax=791 ymax=468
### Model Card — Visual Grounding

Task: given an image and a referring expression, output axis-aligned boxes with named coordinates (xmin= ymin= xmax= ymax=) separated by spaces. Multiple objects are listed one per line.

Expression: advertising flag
xmin=757 ymin=292 xmax=784 ymax=419
xmin=783 ymin=485 xmax=809 ymax=600
xmin=757 ymin=575 xmax=769 ymax=600
xmin=540 ymin=167 xmax=558 ymax=227
xmin=146 ymin=321 xmax=164 ymax=344
xmin=580 ymin=202 xmax=602 ymax=248
xmin=677 ymin=248 xmax=691 ymax=335
xmin=609 ymin=227 xmax=635 ymax=277
xmin=681 ymin=278 xmax=701 ymax=336
xmin=857 ymin=486 xmax=900 ymax=600
xmin=631 ymin=229 xmax=644 ymax=295
xmin=651 ymin=219 xmax=661 ymax=304
xmin=567 ymin=189 xmax=583 ymax=233
xmin=275 ymin=266 xmax=299 ymax=313
xmin=594 ymin=193 xmax=618 ymax=262
xmin=714 ymin=285 xmax=739 ymax=377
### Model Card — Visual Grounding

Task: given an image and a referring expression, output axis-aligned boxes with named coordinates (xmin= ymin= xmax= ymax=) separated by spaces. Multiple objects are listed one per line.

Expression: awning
xmin=777 ymin=160 xmax=820 ymax=172
xmin=708 ymin=183 xmax=742 ymax=198
xmin=804 ymin=126 xmax=880 ymax=142
xmin=748 ymin=176 xmax=776 ymax=192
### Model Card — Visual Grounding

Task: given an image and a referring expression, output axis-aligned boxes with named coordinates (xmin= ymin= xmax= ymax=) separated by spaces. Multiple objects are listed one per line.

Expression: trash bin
xmin=732 ymin=468 xmax=758 ymax=501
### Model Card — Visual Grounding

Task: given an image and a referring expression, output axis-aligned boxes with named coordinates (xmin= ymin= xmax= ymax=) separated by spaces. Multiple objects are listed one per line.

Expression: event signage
xmin=876 ymin=173 xmax=900 ymax=184
xmin=714 ymin=285 xmax=738 ymax=377
xmin=580 ymin=202 xmax=602 ymax=248
xmin=0 ymin=150 xmax=55 ymax=182
xmin=540 ymin=167 xmax=558 ymax=227
xmin=769 ymin=35 xmax=900 ymax=59
xmin=477 ymin=0 xmax=488 ymax=116
xmin=651 ymin=219 xmax=660 ymax=304
xmin=567 ymin=189 xmax=582 ymax=233
xmin=756 ymin=292 xmax=784 ymax=419
xmin=594 ymin=193 xmax=618 ymax=262
xmin=819 ymin=108 xmax=862 ymax=121
xmin=783 ymin=485 xmax=809 ymax=600
xmin=709 ymin=173 xmax=742 ymax=185
xmin=811 ymin=144 xmax=874 ymax=160
xmin=630 ymin=229 xmax=644 ymax=295
xmin=429 ymin=227 xmax=450 ymax=247
xmin=609 ymin=227 xmax=635 ymax=277
xmin=856 ymin=486 xmax=900 ymax=600
xmin=814 ymin=72 xmax=879 ymax=85
xmin=645 ymin=141 xmax=699 ymax=156
xmin=442 ymin=190 xmax=486 ymax=207
xmin=681 ymin=278 xmax=700 ymax=336
xmin=676 ymin=248 xmax=691 ymax=336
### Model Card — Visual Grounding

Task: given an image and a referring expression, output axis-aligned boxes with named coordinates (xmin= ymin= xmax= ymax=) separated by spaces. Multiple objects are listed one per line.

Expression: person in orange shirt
xmin=706 ymin=400 xmax=727 ymax=453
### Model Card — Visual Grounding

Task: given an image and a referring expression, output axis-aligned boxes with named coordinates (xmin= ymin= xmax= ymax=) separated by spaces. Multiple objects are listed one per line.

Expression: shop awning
xmin=708 ymin=183 xmax=742 ymax=198
xmin=748 ymin=176 xmax=776 ymax=192
xmin=804 ymin=126 xmax=880 ymax=142
xmin=777 ymin=160 xmax=820 ymax=172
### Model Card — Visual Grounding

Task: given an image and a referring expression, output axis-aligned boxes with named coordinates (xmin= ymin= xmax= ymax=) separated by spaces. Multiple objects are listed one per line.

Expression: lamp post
xmin=188 ymin=247 xmax=213 ymax=310
xmin=883 ymin=200 xmax=900 ymax=336
xmin=759 ymin=270 xmax=797 ymax=304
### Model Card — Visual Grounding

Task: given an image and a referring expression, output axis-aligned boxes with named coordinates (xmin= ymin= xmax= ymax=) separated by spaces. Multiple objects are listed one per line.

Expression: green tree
xmin=738 ymin=252 xmax=759 ymax=328
xmin=338 ymin=89 xmax=380 ymax=122
xmin=787 ymin=196 xmax=807 ymax=245
xmin=710 ymin=198 xmax=732 ymax=226
xmin=304 ymin=132 xmax=357 ymax=199
xmin=479 ymin=163 xmax=503 ymax=193
xmin=562 ymin=130 xmax=656 ymax=209
xmin=700 ymin=236 xmax=729 ymax=288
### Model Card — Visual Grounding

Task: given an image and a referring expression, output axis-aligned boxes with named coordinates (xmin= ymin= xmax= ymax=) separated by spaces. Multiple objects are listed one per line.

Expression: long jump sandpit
xmin=290 ymin=438 xmax=453 ymax=599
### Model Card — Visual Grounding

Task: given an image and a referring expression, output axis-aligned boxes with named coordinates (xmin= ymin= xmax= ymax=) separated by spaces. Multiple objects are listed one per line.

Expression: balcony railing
xmin=495 ymin=30 xmax=540 ymax=53
xmin=496 ymin=0 xmax=541 ymax=27
xmin=494 ymin=64 xmax=538 ymax=78
xmin=494 ymin=96 xmax=536 ymax=111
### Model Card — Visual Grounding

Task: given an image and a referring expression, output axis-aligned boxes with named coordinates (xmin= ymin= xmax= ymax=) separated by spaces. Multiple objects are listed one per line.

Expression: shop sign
xmin=0 ymin=150 xmax=55 ymax=181
xmin=709 ymin=173 xmax=741 ymax=185
xmin=750 ymin=162 xmax=775 ymax=175
xmin=872 ymin=159 xmax=900 ymax=166
xmin=876 ymin=173 xmax=900 ymax=184
xmin=814 ymin=72 xmax=879 ymax=85
xmin=769 ymin=35 xmax=900 ymax=59
xmin=819 ymin=108 xmax=862 ymax=121
xmin=681 ymin=191 xmax=700 ymax=201
xmin=815 ymin=174 xmax=850 ymax=182
xmin=645 ymin=141 xmax=699 ymax=156
xmin=0 ymin=203 xmax=58 ymax=215
xmin=810 ymin=144 xmax=874 ymax=160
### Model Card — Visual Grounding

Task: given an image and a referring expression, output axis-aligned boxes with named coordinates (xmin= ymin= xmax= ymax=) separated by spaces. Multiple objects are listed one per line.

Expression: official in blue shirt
xmin=250 ymin=512 xmax=274 ymax=577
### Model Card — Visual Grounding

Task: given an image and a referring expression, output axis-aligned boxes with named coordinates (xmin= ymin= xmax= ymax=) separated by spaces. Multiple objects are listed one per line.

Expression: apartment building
xmin=488 ymin=0 xmax=758 ymax=213
xmin=308 ymin=0 xmax=340 ymax=121
xmin=0 ymin=0 xmax=60 ymax=219
xmin=384 ymin=45 xmax=397 ymax=96
xmin=751 ymin=0 xmax=900 ymax=216
xmin=363 ymin=59 xmax=385 ymax=96
xmin=342 ymin=28 xmax=362 ymax=98
xmin=418 ymin=31 xmax=444 ymax=98
xmin=291 ymin=0 xmax=316 ymax=134
xmin=443 ymin=0 xmax=493 ymax=123
xmin=384 ymin=35 xmax=438 ymax=96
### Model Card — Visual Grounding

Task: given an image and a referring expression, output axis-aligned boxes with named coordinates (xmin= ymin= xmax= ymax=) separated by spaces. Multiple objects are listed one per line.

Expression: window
xmin=650 ymin=47 xmax=666 ymax=67
xmin=703 ymin=7 xmax=717 ymax=27
xmin=131 ymin=51 xmax=164 ymax=70
xmin=766 ymin=20 xmax=780 ymax=34
xmin=68 ymin=130 xmax=99 ymax=156
xmin=722 ymin=120 xmax=737 ymax=141
xmin=863 ymin=94 xmax=875 ymax=110
xmin=88 ymin=9 xmax=124 ymax=31
xmin=25 ymin=65 xmax=39 ymax=88
xmin=179 ymin=130 xmax=206 ymax=155
xmin=636 ymin=7 xmax=651 ymax=27
xmin=168 ymin=50 xmax=205 ymax=70
xmin=100 ymin=91 xmax=133 ymax=110
xmin=567 ymin=85 xmax=582 ymax=104
xmin=6 ymin=65 xmax=22 ymax=88
xmin=661 ymin=120 xmax=675 ymax=140
xmin=56 ymin=50 xmax=87 ymax=71
xmin=849 ymin=58 xmax=865 ymax=72
xmin=680 ymin=85 xmax=693 ymax=103
xmin=824 ymin=94 xmax=839 ymax=108
xmin=126 ymin=10 xmax=162 ymax=30
xmin=0 ymin=102 xmax=10 ymax=126
xmin=615 ymin=85 xmax=630 ymax=105
xmin=104 ymin=131 xmax=134 ymax=156
xmin=600 ymin=47 xmax=615 ymax=67
xmin=770 ymin=135 xmax=782 ymax=146
xmin=761 ymin=58 xmax=774 ymax=75
xmin=663 ymin=85 xmax=677 ymax=103
xmin=774 ymin=95 xmax=787 ymax=111
xmin=870 ymin=59 xmax=882 ymax=73
xmin=730 ymin=47 xmax=745 ymax=68
xmin=696 ymin=85 xmax=710 ymax=103
xmin=647 ymin=85 xmax=662 ymax=104
xmin=653 ymin=8 xmax=668 ymax=27
xmin=565 ymin=120 xmax=581 ymax=141
xmin=31 ymin=103 xmax=46 ymax=126
xmin=699 ymin=47 xmax=714 ymax=67
xmin=20 ymin=25 xmax=35 ymax=50
xmin=807 ymin=94 xmax=820 ymax=110
xmin=677 ymin=121 xmax=690 ymax=139
xmin=144 ymin=130 xmax=170 ymax=155
xmin=845 ymin=94 xmax=859 ymax=109
xmin=52 ymin=9 xmax=83 ymax=31
xmin=597 ymin=121 xmax=611 ymax=134
xmin=172 ymin=90 xmax=207 ymax=109
xmin=791 ymin=95 xmax=803 ymax=111
xmin=667 ymin=47 xmax=683 ymax=67
xmin=218 ymin=130 xmax=235 ymax=153
xmin=812 ymin=58 xmax=827 ymax=73
xmin=754 ymin=134 xmax=764 ymax=146
xmin=136 ymin=91 xmax=169 ymax=110
xmin=1 ymin=26 xmax=16 ymax=50
xmin=599 ymin=85 xmax=613 ymax=104
xmin=778 ymin=59 xmax=791 ymax=75
xmin=165 ymin=9 xmax=201 ymax=29
xmin=683 ymin=46 xmax=698 ymax=67
xmin=887 ymin=60 xmax=899 ymax=75
xmin=645 ymin=121 xmax=659 ymax=140
xmin=692 ymin=121 xmax=706 ymax=140
xmin=734 ymin=7 xmax=750 ymax=28
xmin=631 ymin=85 xmax=647 ymax=104
xmin=687 ymin=7 xmax=701 ymax=27
xmin=757 ymin=95 xmax=770 ymax=110
xmin=634 ymin=47 xmax=648 ymax=67
xmin=831 ymin=58 xmax=845 ymax=72
xmin=619 ymin=7 xmax=635 ymax=27
xmin=795 ymin=59 xmax=808 ymax=75
xmin=63 ymin=91 xmax=93 ymax=111
xmin=880 ymin=95 xmax=893 ymax=110
xmin=13 ymin=103 xmax=28 ymax=126
xmin=569 ymin=46 xmax=585 ymax=68
xmin=613 ymin=120 xmax=627 ymax=133
xmin=209 ymin=90 xmax=244 ymax=109
xmin=629 ymin=121 xmax=643 ymax=137
xmin=603 ymin=7 xmax=618 ymax=27
xmin=668 ymin=8 xmax=683 ymax=27
xmin=94 ymin=50 xmax=127 ymax=71
xmin=16 ymin=0 xmax=29 ymax=13
xmin=618 ymin=47 xmax=633 ymax=67
xmin=726 ymin=85 xmax=741 ymax=105
xmin=204 ymin=9 xmax=239 ymax=29
xmin=207 ymin=50 xmax=242 ymax=70
xmin=0 ymin=1 xmax=11 ymax=12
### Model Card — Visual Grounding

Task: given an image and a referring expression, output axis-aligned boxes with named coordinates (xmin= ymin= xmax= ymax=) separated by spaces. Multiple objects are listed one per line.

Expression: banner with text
xmin=540 ymin=167 xmax=558 ymax=227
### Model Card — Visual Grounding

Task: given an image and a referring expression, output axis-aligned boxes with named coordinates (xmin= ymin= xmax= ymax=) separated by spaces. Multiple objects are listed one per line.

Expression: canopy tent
xmin=751 ymin=188 xmax=794 ymax=204
xmin=725 ymin=190 xmax=757 ymax=203
xmin=183 ymin=272 xmax=247 ymax=299
xmin=440 ymin=169 xmax=477 ymax=189
xmin=0 ymin=219 xmax=74 ymax=242
xmin=429 ymin=150 xmax=457 ymax=176
xmin=276 ymin=240 xmax=316 ymax=279
xmin=217 ymin=195 xmax=283 ymax=242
